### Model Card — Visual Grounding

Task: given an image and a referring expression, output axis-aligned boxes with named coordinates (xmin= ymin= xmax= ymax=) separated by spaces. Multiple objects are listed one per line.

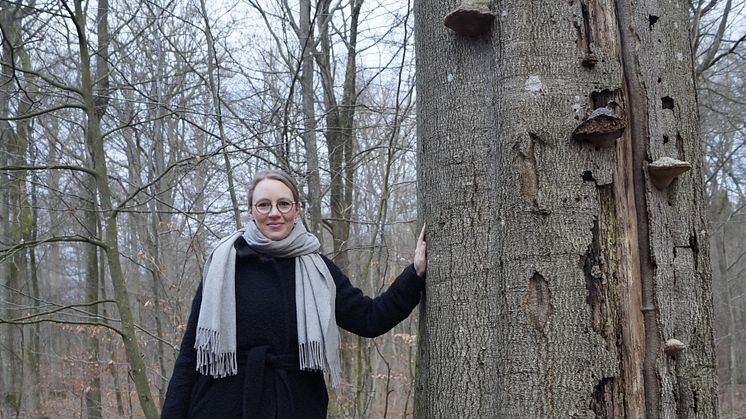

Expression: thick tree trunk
xmin=415 ymin=0 xmax=718 ymax=417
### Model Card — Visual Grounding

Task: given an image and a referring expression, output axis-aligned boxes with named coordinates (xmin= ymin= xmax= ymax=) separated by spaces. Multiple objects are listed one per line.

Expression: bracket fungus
xmin=664 ymin=338 xmax=686 ymax=356
xmin=444 ymin=1 xmax=495 ymax=37
xmin=647 ymin=157 xmax=691 ymax=189
xmin=571 ymin=106 xmax=627 ymax=147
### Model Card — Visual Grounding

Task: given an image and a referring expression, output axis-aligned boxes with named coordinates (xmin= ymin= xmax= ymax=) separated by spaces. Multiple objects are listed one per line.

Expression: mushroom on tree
xmin=664 ymin=338 xmax=686 ymax=356
xmin=444 ymin=0 xmax=495 ymax=37
xmin=647 ymin=157 xmax=691 ymax=189
xmin=571 ymin=106 xmax=627 ymax=147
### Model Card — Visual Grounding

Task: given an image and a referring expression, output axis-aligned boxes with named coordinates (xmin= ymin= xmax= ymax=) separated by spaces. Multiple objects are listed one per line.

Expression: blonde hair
xmin=247 ymin=170 xmax=301 ymax=207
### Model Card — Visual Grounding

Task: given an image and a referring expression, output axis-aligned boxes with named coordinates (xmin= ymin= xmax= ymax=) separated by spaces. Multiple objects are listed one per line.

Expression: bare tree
xmin=692 ymin=0 xmax=746 ymax=416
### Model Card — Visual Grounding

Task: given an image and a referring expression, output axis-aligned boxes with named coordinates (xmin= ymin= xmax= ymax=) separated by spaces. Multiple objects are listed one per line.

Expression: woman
xmin=162 ymin=170 xmax=427 ymax=418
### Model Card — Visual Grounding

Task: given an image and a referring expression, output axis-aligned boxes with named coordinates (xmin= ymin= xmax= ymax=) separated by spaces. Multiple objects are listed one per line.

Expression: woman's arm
xmin=330 ymin=224 xmax=427 ymax=337
xmin=161 ymin=283 xmax=203 ymax=418
xmin=327 ymin=257 xmax=425 ymax=338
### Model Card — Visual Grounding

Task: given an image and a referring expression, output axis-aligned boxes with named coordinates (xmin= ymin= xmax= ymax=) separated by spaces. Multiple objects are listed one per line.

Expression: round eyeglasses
xmin=252 ymin=200 xmax=297 ymax=215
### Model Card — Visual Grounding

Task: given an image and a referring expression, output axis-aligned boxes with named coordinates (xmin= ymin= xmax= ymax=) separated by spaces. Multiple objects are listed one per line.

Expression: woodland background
xmin=0 ymin=0 xmax=743 ymax=418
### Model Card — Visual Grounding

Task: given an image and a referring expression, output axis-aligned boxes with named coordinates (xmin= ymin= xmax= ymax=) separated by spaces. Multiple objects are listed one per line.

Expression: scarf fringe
xmin=299 ymin=341 xmax=340 ymax=387
xmin=195 ymin=327 xmax=237 ymax=378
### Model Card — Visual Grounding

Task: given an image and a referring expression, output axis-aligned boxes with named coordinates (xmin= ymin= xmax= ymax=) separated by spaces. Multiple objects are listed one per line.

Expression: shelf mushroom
xmin=647 ymin=157 xmax=691 ymax=189
xmin=664 ymin=338 xmax=686 ymax=356
xmin=444 ymin=1 xmax=495 ymax=37
xmin=571 ymin=106 xmax=627 ymax=147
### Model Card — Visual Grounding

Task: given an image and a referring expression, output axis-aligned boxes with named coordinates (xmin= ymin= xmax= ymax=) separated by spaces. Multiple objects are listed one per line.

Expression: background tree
xmin=691 ymin=0 xmax=746 ymax=416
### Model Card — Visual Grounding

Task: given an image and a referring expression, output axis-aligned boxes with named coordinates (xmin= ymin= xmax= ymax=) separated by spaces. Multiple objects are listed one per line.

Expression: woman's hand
xmin=414 ymin=224 xmax=427 ymax=278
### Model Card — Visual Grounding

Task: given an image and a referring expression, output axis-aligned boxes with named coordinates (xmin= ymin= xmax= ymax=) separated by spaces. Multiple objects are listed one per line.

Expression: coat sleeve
xmin=161 ymin=282 xmax=203 ymax=419
xmin=324 ymin=256 xmax=425 ymax=338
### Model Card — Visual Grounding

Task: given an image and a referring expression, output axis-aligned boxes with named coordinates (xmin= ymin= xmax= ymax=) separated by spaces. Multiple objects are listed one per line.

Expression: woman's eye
xmin=256 ymin=203 xmax=271 ymax=210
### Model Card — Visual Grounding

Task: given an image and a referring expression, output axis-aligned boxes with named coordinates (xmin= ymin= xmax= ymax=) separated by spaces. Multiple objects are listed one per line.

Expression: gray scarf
xmin=194 ymin=220 xmax=340 ymax=387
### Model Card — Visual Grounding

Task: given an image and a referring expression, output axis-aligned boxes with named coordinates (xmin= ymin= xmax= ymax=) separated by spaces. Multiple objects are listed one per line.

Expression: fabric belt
xmin=240 ymin=345 xmax=299 ymax=419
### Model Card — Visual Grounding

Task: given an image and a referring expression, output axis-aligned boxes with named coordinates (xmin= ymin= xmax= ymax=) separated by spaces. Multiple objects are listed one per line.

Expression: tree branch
xmin=0 ymin=164 xmax=97 ymax=176
xmin=0 ymin=103 xmax=86 ymax=121
xmin=0 ymin=235 xmax=108 ymax=263
xmin=0 ymin=317 xmax=123 ymax=337
xmin=5 ymin=300 xmax=117 ymax=322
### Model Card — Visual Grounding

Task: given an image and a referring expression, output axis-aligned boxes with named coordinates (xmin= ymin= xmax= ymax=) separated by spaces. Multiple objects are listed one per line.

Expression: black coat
xmin=161 ymin=236 xmax=424 ymax=419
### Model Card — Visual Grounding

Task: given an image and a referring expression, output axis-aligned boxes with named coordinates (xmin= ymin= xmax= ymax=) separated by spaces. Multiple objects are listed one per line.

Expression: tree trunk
xmin=83 ymin=2 xmax=109 ymax=416
xmin=316 ymin=1 xmax=366 ymax=416
xmin=83 ymin=196 xmax=103 ymax=419
xmin=297 ymin=0 xmax=324 ymax=244
xmin=26 ymin=195 xmax=42 ymax=417
xmin=0 ymin=6 xmax=26 ymax=416
xmin=69 ymin=0 xmax=159 ymax=416
xmin=199 ymin=0 xmax=242 ymax=229
xmin=415 ymin=0 xmax=718 ymax=417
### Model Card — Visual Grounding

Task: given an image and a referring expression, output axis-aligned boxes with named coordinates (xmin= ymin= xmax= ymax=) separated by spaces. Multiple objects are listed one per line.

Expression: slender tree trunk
xmin=148 ymin=15 xmax=171 ymax=402
xmin=297 ymin=0 xmax=324 ymax=244
xmin=27 ymin=207 xmax=42 ymax=417
xmin=315 ymin=1 xmax=366 ymax=416
xmin=83 ymin=2 xmax=110 ymax=416
xmin=415 ymin=0 xmax=718 ymax=417
xmin=199 ymin=0 xmax=241 ymax=229
xmin=101 ymin=279 xmax=126 ymax=417
xmin=710 ymin=190 xmax=736 ymax=416
xmin=4 ymin=15 xmax=39 ymax=415
xmin=67 ymin=1 xmax=159 ymax=416
xmin=316 ymin=0 xmax=358 ymax=271
xmin=0 ymin=6 xmax=26 ymax=415
xmin=83 ymin=199 xmax=103 ymax=419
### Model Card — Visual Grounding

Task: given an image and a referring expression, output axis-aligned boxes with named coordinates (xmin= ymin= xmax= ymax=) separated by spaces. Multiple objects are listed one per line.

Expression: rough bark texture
xmin=415 ymin=0 xmax=717 ymax=417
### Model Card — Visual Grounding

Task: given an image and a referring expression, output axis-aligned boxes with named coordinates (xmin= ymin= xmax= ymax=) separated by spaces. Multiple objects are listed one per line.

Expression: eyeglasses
xmin=252 ymin=199 xmax=297 ymax=215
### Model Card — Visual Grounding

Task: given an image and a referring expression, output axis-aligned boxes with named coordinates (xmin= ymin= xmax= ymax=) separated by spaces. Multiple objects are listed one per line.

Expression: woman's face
xmin=250 ymin=179 xmax=299 ymax=241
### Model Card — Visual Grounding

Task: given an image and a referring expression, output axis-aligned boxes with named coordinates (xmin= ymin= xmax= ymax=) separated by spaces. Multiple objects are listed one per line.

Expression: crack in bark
xmin=591 ymin=377 xmax=616 ymax=417
xmin=614 ymin=0 xmax=662 ymax=415
xmin=583 ymin=218 xmax=606 ymax=336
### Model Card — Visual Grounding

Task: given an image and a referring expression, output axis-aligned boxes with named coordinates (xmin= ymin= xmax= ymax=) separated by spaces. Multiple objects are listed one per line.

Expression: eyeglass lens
xmin=255 ymin=200 xmax=294 ymax=214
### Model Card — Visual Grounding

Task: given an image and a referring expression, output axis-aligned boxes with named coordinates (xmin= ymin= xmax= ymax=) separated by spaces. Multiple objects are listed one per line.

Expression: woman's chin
xmin=261 ymin=228 xmax=290 ymax=241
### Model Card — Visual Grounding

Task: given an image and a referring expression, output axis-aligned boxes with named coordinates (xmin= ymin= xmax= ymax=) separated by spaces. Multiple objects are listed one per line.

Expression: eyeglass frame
xmin=251 ymin=199 xmax=299 ymax=215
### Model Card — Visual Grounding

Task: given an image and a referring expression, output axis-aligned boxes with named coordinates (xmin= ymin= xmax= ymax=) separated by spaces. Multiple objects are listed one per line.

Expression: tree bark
xmin=415 ymin=0 xmax=718 ymax=417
